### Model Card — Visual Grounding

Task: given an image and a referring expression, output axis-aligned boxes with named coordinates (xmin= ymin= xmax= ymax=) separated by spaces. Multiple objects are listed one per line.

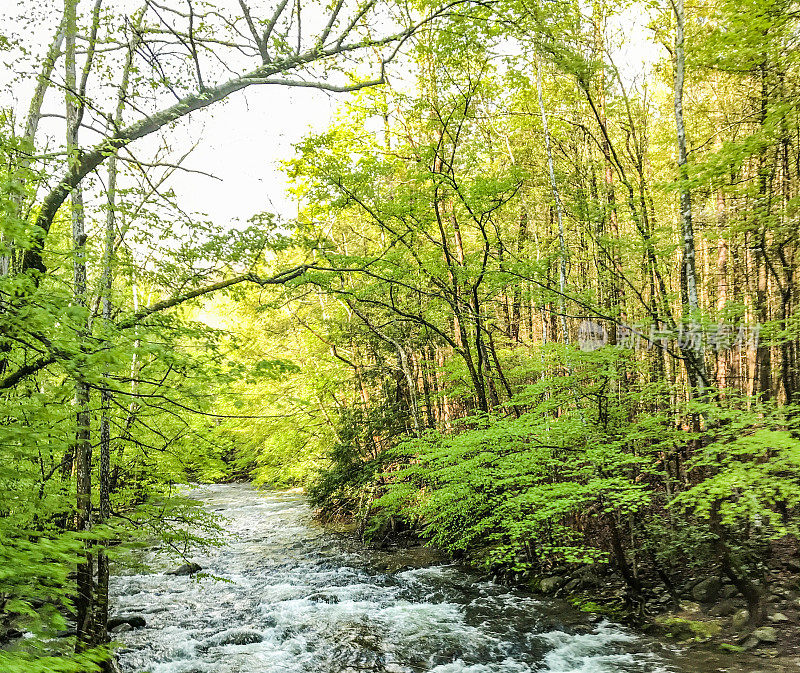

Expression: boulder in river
xmin=203 ymin=628 xmax=264 ymax=648
xmin=108 ymin=615 xmax=146 ymax=631
xmin=307 ymin=591 xmax=340 ymax=604
xmin=167 ymin=562 xmax=202 ymax=576
xmin=538 ymin=575 xmax=565 ymax=594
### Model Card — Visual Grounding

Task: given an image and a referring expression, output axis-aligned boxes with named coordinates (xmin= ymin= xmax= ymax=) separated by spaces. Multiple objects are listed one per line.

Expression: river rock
xmin=143 ymin=605 xmax=169 ymax=614
xmin=719 ymin=584 xmax=739 ymax=599
xmin=709 ymin=599 xmax=740 ymax=617
xmin=100 ymin=657 xmax=124 ymax=673
xmin=167 ymin=562 xmax=202 ymax=576
xmin=108 ymin=615 xmax=146 ymax=631
xmin=539 ymin=576 xmax=565 ymax=595
xmin=692 ymin=577 xmax=722 ymax=603
xmin=110 ymin=623 xmax=132 ymax=634
xmin=741 ymin=635 xmax=760 ymax=651
xmin=307 ymin=592 xmax=340 ymax=604
xmin=752 ymin=626 xmax=778 ymax=643
xmin=678 ymin=600 xmax=702 ymax=614
xmin=731 ymin=609 xmax=750 ymax=630
xmin=768 ymin=612 xmax=789 ymax=623
xmin=0 ymin=628 xmax=23 ymax=642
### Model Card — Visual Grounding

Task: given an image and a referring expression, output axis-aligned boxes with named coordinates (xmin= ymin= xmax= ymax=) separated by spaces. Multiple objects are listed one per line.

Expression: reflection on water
xmin=110 ymin=484 xmax=701 ymax=673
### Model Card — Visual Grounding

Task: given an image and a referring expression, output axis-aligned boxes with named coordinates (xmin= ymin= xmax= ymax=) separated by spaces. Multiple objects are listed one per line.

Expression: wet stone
xmin=539 ymin=575 xmax=565 ymax=594
xmin=307 ymin=591 xmax=340 ymax=603
xmin=166 ymin=562 xmax=202 ymax=576
xmin=203 ymin=628 xmax=264 ymax=647
xmin=108 ymin=615 xmax=146 ymax=631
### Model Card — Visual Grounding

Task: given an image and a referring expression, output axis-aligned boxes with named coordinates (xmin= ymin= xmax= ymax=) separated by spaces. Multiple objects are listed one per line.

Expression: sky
xmin=0 ymin=0 xmax=381 ymax=229
xmin=146 ymin=87 xmax=338 ymax=225
xmin=1 ymin=0 xmax=663 ymax=233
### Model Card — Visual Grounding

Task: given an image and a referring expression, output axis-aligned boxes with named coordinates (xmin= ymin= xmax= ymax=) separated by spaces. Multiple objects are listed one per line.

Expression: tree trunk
xmin=673 ymin=0 xmax=707 ymax=393
xmin=536 ymin=57 xmax=569 ymax=347
xmin=65 ymin=0 xmax=94 ymax=650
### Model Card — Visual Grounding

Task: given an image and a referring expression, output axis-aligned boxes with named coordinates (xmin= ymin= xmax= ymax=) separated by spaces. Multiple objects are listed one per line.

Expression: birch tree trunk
xmin=536 ymin=57 xmax=569 ymax=347
xmin=65 ymin=0 xmax=94 ymax=650
xmin=673 ymin=0 xmax=707 ymax=393
xmin=97 ymin=12 xmax=139 ymax=647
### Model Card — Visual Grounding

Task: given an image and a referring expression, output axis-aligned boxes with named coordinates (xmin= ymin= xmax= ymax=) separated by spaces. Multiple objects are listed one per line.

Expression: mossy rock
xmin=538 ymin=575 xmax=566 ymax=594
xmin=654 ymin=616 xmax=723 ymax=641
xmin=718 ymin=643 xmax=745 ymax=653
xmin=568 ymin=596 xmax=626 ymax=620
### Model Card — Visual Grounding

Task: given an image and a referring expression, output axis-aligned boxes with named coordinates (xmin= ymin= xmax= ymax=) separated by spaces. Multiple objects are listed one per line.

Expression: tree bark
xmin=65 ymin=0 xmax=94 ymax=650
xmin=536 ymin=57 xmax=569 ymax=347
xmin=673 ymin=0 xmax=707 ymax=393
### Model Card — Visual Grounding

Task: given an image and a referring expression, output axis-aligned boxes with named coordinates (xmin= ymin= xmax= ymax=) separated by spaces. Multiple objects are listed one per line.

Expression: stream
xmin=109 ymin=483 xmax=755 ymax=673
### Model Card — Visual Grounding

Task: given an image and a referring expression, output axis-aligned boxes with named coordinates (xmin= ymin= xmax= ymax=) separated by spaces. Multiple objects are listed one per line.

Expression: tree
xmin=0 ymin=0 xmax=472 ymax=666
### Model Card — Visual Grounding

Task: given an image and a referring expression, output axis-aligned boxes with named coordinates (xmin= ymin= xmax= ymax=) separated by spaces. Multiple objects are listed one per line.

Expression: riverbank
xmin=319 ymin=516 xmax=800 ymax=672
xmin=525 ymin=562 xmax=800 ymax=670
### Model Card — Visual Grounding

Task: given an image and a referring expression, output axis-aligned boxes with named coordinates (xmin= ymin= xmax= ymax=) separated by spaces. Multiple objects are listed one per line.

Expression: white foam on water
xmin=537 ymin=621 xmax=670 ymax=673
xmin=429 ymin=659 xmax=532 ymax=673
xmin=111 ymin=485 xmax=677 ymax=673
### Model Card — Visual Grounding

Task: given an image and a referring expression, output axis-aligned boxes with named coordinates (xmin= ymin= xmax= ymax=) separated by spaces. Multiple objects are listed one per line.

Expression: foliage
xmin=2 ymin=0 xmax=800 ymax=661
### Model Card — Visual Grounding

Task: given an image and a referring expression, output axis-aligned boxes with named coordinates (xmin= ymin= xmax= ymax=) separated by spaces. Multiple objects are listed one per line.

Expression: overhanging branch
xmin=0 ymin=264 xmax=314 ymax=389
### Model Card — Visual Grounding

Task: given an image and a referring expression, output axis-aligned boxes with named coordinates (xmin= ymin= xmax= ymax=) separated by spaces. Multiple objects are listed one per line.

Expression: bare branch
xmin=262 ymin=0 xmax=290 ymax=62
xmin=238 ymin=0 xmax=268 ymax=62
xmin=19 ymin=0 xmax=476 ymax=278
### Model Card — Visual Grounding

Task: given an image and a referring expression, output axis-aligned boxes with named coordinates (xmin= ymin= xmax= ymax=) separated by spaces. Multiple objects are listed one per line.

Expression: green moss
xmin=654 ymin=616 xmax=722 ymax=641
xmin=718 ymin=643 xmax=745 ymax=653
xmin=568 ymin=596 xmax=626 ymax=620
xmin=575 ymin=600 xmax=604 ymax=613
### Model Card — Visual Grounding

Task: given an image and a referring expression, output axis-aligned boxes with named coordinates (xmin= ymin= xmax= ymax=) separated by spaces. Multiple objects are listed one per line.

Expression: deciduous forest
xmin=2 ymin=0 xmax=800 ymax=670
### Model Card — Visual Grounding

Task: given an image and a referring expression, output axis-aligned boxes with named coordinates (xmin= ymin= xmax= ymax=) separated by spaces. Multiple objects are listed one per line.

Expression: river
xmin=108 ymin=483 xmax=760 ymax=673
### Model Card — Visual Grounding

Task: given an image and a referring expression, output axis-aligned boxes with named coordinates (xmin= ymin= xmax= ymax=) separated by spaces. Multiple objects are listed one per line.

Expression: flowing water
xmin=109 ymin=484 xmax=746 ymax=673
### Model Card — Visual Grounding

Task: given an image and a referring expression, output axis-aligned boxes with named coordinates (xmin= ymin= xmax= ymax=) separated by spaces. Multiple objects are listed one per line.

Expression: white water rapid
xmin=109 ymin=484 xmax=726 ymax=673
